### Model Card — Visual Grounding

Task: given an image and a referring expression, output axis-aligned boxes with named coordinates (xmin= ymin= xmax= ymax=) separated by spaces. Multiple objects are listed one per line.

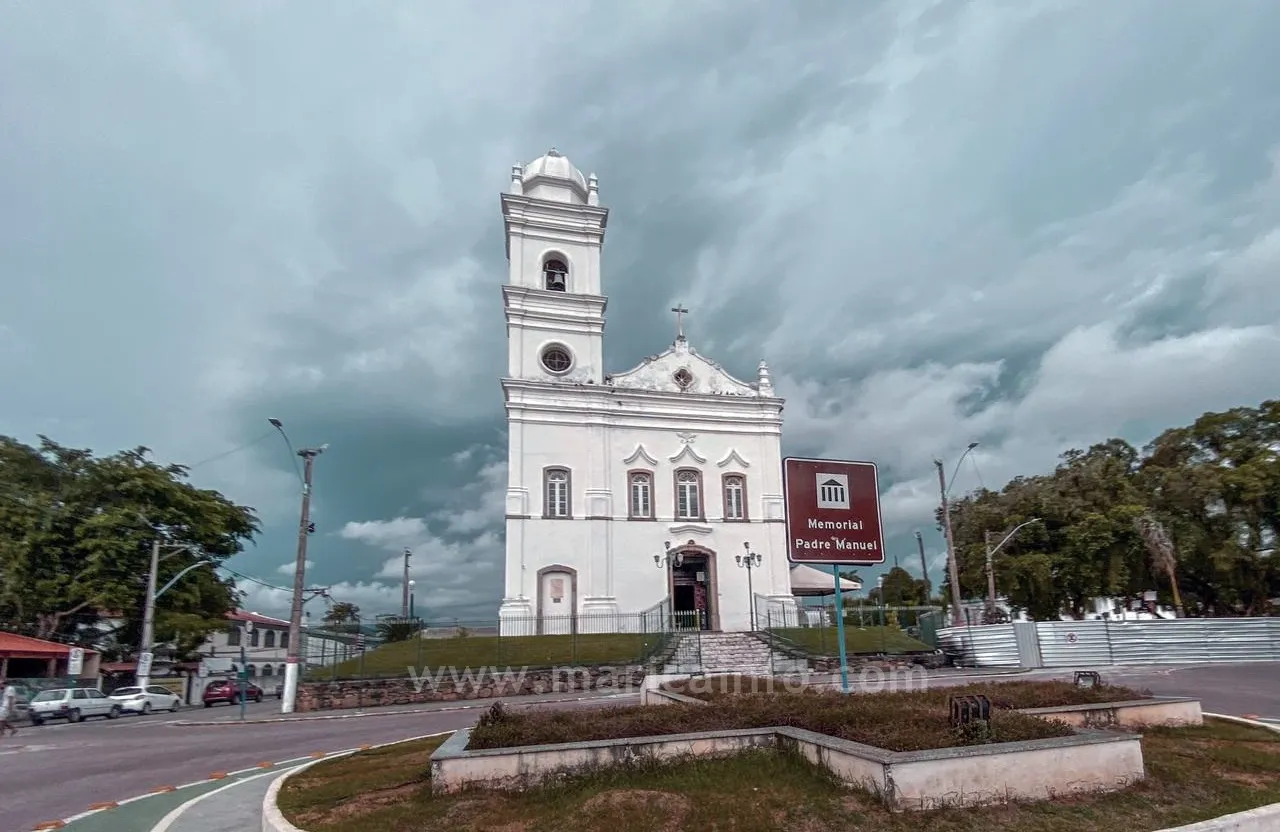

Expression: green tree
xmin=943 ymin=399 xmax=1280 ymax=620
xmin=0 ymin=435 xmax=258 ymax=643
xmin=324 ymin=602 xmax=361 ymax=631
xmin=375 ymin=619 xmax=420 ymax=643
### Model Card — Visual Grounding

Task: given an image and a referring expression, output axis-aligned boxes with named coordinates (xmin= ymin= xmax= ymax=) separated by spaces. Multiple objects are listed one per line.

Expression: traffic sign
xmin=783 ymin=457 xmax=885 ymax=565
xmin=68 ymin=647 xmax=85 ymax=676
xmin=137 ymin=651 xmax=154 ymax=677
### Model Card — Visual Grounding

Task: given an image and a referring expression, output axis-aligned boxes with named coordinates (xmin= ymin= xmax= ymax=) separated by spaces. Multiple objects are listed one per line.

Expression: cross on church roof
xmin=671 ymin=304 xmax=689 ymax=342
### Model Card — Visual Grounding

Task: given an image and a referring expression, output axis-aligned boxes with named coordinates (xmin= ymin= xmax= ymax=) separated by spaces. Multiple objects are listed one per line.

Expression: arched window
xmin=246 ymin=664 xmax=257 ymax=677
xmin=278 ymin=664 xmax=286 ymax=676
xmin=629 ymin=471 xmax=653 ymax=519
xmin=723 ymin=475 xmax=746 ymax=521
xmin=262 ymin=664 xmax=273 ymax=677
xmin=544 ymin=467 xmax=571 ymax=518
xmin=543 ymin=258 xmax=568 ymax=292
xmin=675 ymin=469 xmax=703 ymax=520
xmin=264 ymin=630 xmax=276 ymax=648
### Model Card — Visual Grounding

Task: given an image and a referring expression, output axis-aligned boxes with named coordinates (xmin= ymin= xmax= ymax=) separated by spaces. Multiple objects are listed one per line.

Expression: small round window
xmin=673 ymin=368 xmax=694 ymax=389
xmin=541 ymin=345 xmax=573 ymax=374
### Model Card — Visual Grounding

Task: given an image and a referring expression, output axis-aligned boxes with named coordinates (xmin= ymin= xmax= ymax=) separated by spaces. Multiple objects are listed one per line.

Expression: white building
xmin=196 ymin=611 xmax=359 ymax=680
xmin=497 ymin=149 xmax=816 ymax=635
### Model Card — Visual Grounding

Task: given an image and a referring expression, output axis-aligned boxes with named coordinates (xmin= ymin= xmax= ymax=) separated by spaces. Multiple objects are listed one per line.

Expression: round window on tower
xmin=540 ymin=344 xmax=574 ymax=375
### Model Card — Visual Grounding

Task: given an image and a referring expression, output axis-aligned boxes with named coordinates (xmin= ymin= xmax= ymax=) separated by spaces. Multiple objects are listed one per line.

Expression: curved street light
xmin=935 ymin=441 xmax=979 ymax=625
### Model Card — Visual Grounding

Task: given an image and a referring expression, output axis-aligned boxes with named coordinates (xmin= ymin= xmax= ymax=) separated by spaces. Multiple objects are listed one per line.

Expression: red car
xmin=201 ymin=679 xmax=264 ymax=707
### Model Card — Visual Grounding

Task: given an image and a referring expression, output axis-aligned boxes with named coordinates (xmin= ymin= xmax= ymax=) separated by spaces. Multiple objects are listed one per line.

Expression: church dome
xmin=522 ymin=148 xmax=588 ymax=192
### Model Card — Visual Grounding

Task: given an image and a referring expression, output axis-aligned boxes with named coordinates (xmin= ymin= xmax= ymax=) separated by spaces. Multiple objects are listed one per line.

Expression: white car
xmin=28 ymin=687 xmax=121 ymax=724
xmin=109 ymin=685 xmax=183 ymax=715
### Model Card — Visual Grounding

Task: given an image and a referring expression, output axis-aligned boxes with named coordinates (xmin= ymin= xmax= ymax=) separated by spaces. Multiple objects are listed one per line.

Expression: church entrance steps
xmin=662 ymin=632 xmax=807 ymax=675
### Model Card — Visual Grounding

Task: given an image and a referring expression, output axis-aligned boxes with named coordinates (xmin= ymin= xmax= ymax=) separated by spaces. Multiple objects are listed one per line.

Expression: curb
xmin=1202 ymin=713 xmax=1280 ymax=735
xmin=170 ymin=691 xmax=639 ymax=726
xmin=262 ymin=731 xmax=453 ymax=832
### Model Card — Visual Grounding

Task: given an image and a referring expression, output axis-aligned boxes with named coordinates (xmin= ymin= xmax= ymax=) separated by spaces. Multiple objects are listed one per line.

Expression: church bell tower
xmin=500 ymin=149 xmax=609 ymax=384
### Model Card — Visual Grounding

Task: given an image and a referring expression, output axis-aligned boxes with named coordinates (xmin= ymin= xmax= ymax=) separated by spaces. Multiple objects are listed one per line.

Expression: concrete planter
xmin=650 ymin=680 xmax=1201 ymax=730
xmin=1018 ymin=696 xmax=1202 ymax=729
xmin=430 ymin=725 xmax=1145 ymax=810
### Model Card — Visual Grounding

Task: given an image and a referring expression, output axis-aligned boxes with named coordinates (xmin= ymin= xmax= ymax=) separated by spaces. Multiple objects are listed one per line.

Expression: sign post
xmin=783 ymin=457 xmax=886 ymax=694
xmin=239 ymin=621 xmax=253 ymax=722
xmin=68 ymin=647 xmax=85 ymax=678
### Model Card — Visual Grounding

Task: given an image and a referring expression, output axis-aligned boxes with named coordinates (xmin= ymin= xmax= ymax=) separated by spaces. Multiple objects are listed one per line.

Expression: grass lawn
xmin=768 ymin=625 xmax=932 ymax=655
xmin=280 ymin=718 xmax=1280 ymax=832
xmin=310 ymin=632 xmax=663 ymax=679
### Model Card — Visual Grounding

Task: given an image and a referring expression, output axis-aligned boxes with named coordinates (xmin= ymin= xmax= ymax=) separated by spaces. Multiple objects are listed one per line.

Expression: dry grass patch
xmin=661 ymin=676 xmax=1152 ymax=709
xmin=280 ymin=719 xmax=1280 ymax=832
xmin=465 ymin=688 xmax=1075 ymax=752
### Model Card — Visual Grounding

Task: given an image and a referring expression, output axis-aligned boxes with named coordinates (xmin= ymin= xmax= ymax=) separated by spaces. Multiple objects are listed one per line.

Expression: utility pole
xmin=401 ymin=548 xmax=412 ymax=619
xmin=282 ymin=445 xmax=323 ymax=714
xmin=138 ymin=539 xmax=160 ymax=689
xmin=984 ymin=530 xmax=997 ymax=611
xmin=935 ymin=459 xmax=965 ymax=626
xmin=915 ymin=530 xmax=930 ymax=598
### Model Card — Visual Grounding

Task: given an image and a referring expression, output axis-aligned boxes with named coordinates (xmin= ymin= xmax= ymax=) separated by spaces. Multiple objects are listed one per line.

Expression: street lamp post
xmin=654 ymin=542 xmax=685 ymax=627
xmin=138 ymin=539 xmax=210 ymax=690
xmin=935 ymin=442 xmax=978 ymax=626
xmin=270 ymin=418 xmax=327 ymax=715
xmin=402 ymin=548 xmax=412 ymax=619
xmin=736 ymin=542 xmax=762 ymax=631
xmin=983 ymin=518 xmax=1042 ymax=619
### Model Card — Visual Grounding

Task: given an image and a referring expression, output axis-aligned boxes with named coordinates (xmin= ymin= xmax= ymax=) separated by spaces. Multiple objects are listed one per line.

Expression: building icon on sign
xmin=816 ymin=473 xmax=849 ymax=509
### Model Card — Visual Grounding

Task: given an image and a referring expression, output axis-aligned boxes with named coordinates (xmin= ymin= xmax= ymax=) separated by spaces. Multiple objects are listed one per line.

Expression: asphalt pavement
xmin=4 ymin=661 xmax=1278 ymax=832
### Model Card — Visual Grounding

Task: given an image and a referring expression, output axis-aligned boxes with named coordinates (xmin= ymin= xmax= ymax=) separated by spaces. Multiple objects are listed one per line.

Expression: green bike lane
xmin=55 ymin=757 xmax=317 ymax=832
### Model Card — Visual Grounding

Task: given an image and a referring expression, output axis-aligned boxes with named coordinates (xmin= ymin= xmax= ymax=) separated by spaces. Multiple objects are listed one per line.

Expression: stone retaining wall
xmin=296 ymin=665 xmax=647 ymax=712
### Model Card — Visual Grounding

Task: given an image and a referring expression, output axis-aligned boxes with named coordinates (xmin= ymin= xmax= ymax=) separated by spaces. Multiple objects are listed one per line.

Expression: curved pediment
xmin=606 ymin=339 xmax=759 ymax=396
xmin=622 ymin=444 xmax=660 ymax=466
xmin=717 ymin=449 xmax=751 ymax=469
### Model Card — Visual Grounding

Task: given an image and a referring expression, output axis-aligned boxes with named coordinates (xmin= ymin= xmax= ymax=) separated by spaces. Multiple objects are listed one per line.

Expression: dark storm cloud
xmin=4 ymin=1 xmax=1280 ymax=615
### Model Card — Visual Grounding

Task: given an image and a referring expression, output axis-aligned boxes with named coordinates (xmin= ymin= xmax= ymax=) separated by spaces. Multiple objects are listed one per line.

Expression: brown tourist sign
xmin=783 ymin=457 xmax=886 ymax=565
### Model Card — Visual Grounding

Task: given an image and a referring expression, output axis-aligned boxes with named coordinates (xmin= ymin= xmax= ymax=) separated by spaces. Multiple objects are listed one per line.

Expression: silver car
xmin=109 ymin=685 xmax=183 ymax=715
xmin=28 ymin=687 xmax=121 ymax=724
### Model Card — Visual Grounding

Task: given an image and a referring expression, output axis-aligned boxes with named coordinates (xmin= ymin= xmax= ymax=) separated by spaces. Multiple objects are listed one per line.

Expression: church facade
xmin=497 ymin=149 xmax=802 ymax=635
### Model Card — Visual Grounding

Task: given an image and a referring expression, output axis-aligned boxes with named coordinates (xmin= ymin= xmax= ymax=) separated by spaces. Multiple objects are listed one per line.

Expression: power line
xmin=183 ymin=429 xmax=276 ymax=471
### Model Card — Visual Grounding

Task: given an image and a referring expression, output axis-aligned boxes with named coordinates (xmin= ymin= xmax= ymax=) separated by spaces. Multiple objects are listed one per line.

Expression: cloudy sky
xmin=3 ymin=1 xmax=1278 ymax=623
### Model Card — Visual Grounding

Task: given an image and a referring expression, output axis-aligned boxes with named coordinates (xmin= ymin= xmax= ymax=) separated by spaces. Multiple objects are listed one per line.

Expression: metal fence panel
xmin=1035 ymin=620 xmax=1112 ymax=667
xmin=937 ymin=624 xmax=1020 ymax=667
xmin=1107 ymin=618 xmax=1280 ymax=664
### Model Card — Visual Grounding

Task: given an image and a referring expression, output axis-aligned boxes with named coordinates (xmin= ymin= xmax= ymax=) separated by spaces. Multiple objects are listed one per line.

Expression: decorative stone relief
xmin=607 ymin=340 xmax=760 ymax=396
xmin=668 ymin=523 xmax=712 ymax=536
xmin=716 ymin=449 xmax=751 ymax=468
xmin=622 ymin=444 xmax=659 ymax=466
xmin=669 ymin=444 xmax=707 ymax=464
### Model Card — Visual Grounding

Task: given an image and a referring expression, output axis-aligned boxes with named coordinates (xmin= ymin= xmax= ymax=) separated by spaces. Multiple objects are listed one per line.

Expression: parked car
xmin=109 ymin=685 xmax=183 ymax=715
xmin=201 ymin=679 xmax=264 ymax=707
xmin=28 ymin=688 xmax=120 ymax=724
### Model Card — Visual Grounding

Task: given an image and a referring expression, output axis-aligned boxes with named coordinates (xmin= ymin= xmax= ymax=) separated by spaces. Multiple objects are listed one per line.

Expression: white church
xmin=496 ymin=149 xmax=855 ymax=636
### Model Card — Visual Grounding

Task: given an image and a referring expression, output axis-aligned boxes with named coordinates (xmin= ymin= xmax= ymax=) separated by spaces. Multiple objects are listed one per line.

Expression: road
xmin=4 ymin=662 xmax=1277 ymax=831
xmin=1 ymin=692 xmax=633 ymax=832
